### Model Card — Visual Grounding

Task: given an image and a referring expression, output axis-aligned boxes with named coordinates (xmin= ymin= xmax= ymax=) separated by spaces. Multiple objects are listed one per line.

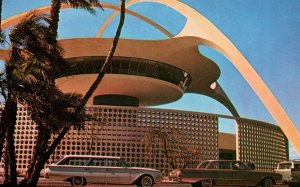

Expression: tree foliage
xmin=143 ymin=127 xmax=201 ymax=169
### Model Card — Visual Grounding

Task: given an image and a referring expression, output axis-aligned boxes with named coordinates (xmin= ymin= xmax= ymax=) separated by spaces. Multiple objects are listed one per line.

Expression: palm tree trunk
xmin=0 ymin=0 xmax=6 ymax=175
xmin=20 ymin=126 xmax=69 ymax=187
xmin=3 ymin=93 xmax=18 ymax=185
xmin=0 ymin=118 xmax=8 ymax=172
xmin=23 ymin=127 xmax=50 ymax=184
xmin=3 ymin=140 xmax=9 ymax=184
xmin=79 ymin=0 xmax=125 ymax=107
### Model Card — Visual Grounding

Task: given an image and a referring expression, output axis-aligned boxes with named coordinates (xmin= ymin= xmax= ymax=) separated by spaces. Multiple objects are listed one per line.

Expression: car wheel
xmin=262 ymin=178 xmax=273 ymax=187
xmin=136 ymin=175 xmax=154 ymax=187
xmin=201 ymin=179 xmax=214 ymax=187
xmin=191 ymin=182 xmax=201 ymax=187
xmin=288 ymin=182 xmax=300 ymax=187
xmin=71 ymin=176 xmax=86 ymax=186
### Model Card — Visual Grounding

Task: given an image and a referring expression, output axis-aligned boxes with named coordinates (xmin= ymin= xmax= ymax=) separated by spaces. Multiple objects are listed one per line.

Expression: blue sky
xmin=1 ymin=0 xmax=300 ymax=158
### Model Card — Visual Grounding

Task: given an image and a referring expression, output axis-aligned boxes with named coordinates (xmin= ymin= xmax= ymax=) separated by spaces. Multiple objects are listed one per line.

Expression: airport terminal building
xmin=0 ymin=0 xmax=291 ymax=175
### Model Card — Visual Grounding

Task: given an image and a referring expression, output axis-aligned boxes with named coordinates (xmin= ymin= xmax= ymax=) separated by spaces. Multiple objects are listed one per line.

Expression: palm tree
xmin=19 ymin=1 xmax=103 ymax=186
xmin=5 ymin=13 xmax=81 ymax=187
xmin=0 ymin=12 xmax=68 ymax=186
xmin=0 ymin=0 xmax=124 ymax=185
xmin=49 ymin=0 xmax=102 ymax=40
xmin=0 ymin=0 xmax=5 ymax=158
xmin=47 ymin=0 xmax=102 ymax=81
xmin=0 ymin=0 xmax=18 ymax=184
xmin=21 ymin=1 xmax=125 ymax=185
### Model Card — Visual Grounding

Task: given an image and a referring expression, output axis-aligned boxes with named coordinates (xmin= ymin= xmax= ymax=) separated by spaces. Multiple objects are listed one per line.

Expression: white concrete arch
xmin=1 ymin=0 xmax=298 ymax=156
xmin=122 ymin=0 xmax=300 ymax=155
xmin=0 ymin=3 xmax=173 ymax=38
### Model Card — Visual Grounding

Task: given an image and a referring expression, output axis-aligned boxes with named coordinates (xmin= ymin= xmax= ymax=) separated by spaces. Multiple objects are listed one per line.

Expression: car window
xmin=207 ymin=161 xmax=231 ymax=169
xmin=106 ymin=159 xmax=122 ymax=167
xmin=279 ymin=163 xmax=292 ymax=169
xmin=209 ymin=162 xmax=219 ymax=169
xmin=59 ymin=157 xmax=90 ymax=166
xmin=89 ymin=158 xmax=107 ymax=167
xmin=219 ymin=162 xmax=231 ymax=169
xmin=231 ymin=162 xmax=248 ymax=170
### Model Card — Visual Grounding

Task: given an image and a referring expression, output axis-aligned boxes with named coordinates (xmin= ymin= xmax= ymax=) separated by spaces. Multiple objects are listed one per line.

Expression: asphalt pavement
xmin=0 ymin=178 xmax=291 ymax=187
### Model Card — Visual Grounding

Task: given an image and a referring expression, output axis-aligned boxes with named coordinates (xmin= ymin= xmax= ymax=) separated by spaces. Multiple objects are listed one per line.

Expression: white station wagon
xmin=44 ymin=155 xmax=162 ymax=187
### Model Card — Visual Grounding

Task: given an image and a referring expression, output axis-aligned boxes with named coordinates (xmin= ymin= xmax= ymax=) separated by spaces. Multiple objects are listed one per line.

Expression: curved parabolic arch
xmin=0 ymin=3 xmax=173 ymax=38
xmin=119 ymin=0 xmax=300 ymax=156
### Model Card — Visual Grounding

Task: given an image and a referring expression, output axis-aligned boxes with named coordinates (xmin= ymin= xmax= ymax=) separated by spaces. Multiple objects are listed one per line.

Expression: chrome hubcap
xmin=141 ymin=176 xmax=153 ymax=187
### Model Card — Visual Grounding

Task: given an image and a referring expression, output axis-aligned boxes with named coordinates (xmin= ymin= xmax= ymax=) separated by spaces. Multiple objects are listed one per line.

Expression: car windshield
xmin=55 ymin=156 xmax=67 ymax=165
xmin=279 ymin=163 xmax=292 ymax=169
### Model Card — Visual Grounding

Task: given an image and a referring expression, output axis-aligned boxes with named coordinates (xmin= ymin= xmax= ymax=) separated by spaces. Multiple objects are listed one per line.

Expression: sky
xmin=1 ymin=0 xmax=300 ymax=158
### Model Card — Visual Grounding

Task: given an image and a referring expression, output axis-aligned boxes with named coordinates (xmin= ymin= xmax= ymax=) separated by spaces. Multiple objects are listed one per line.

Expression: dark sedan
xmin=169 ymin=160 xmax=282 ymax=187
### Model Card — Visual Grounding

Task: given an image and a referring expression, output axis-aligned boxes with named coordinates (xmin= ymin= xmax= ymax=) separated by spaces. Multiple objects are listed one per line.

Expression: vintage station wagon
xmin=44 ymin=155 xmax=162 ymax=186
xmin=169 ymin=160 xmax=282 ymax=187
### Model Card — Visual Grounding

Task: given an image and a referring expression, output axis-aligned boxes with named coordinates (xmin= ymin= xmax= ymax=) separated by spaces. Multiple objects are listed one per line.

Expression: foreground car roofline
xmin=60 ymin=155 xmax=122 ymax=159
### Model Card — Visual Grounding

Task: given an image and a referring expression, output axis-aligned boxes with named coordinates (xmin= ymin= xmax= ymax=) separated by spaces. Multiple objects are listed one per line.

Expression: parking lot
xmin=0 ymin=177 xmax=291 ymax=187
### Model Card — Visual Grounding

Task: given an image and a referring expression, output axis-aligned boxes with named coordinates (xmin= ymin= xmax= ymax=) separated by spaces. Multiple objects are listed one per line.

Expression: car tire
xmin=261 ymin=178 xmax=273 ymax=187
xmin=136 ymin=175 xmax=154 ymax=187
xmin=201 ymin=179 xmax=214 ymax=187
xmin=71 ymin=176 xmax=86 ymax=186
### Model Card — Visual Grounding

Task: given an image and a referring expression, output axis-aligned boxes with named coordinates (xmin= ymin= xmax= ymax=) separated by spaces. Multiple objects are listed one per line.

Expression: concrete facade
xmin=0 ymin=105 xmax=288 ymax=175
xmin=237 ymin=119 xmax=289 ymax=171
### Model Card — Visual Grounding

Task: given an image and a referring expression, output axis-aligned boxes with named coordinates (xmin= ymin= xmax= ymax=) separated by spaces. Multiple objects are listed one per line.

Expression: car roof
xmin=62 ymin=155 xmax=122 ymax=159
xmin=204 ymin=160 xmax=244 ymax=162
xmin=279 ymin=160 xmax=300 ymax=164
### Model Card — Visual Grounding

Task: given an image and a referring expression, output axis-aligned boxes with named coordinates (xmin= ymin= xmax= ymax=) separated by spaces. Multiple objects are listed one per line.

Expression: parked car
xmin=169 ymin=160 xmax=282 ymax=187
xmin=44 ymin=155 xmax=162 ymax=187
xmin=274 ymin=160 xmax=300 ymax=186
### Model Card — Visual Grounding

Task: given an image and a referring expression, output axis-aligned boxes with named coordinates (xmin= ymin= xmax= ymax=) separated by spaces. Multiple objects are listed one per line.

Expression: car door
xmin=230 ymin=161 xmax=257 ymax=186
xmin=206 ymin=161 xmax=233 ymax=185
xmin=67 ymin=157 xmax=90 ymax=178
xmin=105 ymin=158 xmax=131 ymax=184
xmin=84 ymin=158 xmax=107 ymax=184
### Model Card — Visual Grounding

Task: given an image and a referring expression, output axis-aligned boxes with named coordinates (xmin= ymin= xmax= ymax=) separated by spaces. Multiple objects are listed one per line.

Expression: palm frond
xmin=0 ymin=31 xmax=5 ymax=44
xmin=0 ymin=71 xmax=8 ymax=100
xmin=9 ymin=11 xmax=66 ymax=78
xmin=62 ymin=0 xmax=103 ymax=14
